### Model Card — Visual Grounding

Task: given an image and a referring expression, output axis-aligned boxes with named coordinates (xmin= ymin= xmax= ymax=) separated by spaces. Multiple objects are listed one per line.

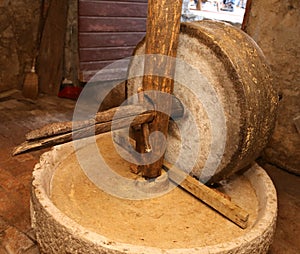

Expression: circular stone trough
xmin=31 ymin=133 xmax=277 ymax=254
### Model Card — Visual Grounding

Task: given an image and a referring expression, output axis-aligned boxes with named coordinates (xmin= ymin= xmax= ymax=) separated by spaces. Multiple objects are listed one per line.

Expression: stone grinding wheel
xmin=127 ymin=20 xmax=278 ymax=184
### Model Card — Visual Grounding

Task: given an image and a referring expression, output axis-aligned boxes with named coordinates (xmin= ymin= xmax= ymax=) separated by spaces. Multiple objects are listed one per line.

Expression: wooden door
xmin=78 ymin=0 xmax=148 ymax=82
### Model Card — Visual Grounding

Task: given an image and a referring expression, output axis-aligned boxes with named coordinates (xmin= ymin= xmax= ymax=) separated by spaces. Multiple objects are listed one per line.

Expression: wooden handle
xmin=14 ymin=102 xmax=184 ymax=156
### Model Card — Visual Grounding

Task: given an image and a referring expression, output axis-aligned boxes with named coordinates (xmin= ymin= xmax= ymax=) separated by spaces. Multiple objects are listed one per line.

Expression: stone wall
xmin=0 ymin=0 xmax=41 ymax=92
xmin=0 ymin=0 xmax=78 ymax=94
xmin=244 ymin=0 xmax=300 ymax=174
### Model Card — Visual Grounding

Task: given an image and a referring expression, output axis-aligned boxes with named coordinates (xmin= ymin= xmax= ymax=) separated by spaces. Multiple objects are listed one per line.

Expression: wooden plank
xmin=79 ymin=63 xmax=128 ymax=82
xmin=79 ymin=47 xmax=135 ymax=62
xmin=138 ymin=0 xmax=183 ymax=178
xmin=78 ymin=0 xmax=148 ymax=79
xmin=79 ymin=17 xmax=146 ymax=32
xmin=79 ymin=1 xmax=147 ymax=17
xmin=80 ymin=68 xmax=128 ymax=82
xmin=163 ymin=161 xmax=249 ymax=229
xmin=80 ymin=57 xmax=129 ymax=76
xmin=37 ymin=0 xmax=68 ymax=95
xmin=79 ymin=32 xmax=145 ymax=48
xmin=80 ymin=0 xmax=148 ymax=3
xmin=80 ymin=60 xmax=116 ymax=71
xmin=80 ymin=71 xmax=122 ymax=82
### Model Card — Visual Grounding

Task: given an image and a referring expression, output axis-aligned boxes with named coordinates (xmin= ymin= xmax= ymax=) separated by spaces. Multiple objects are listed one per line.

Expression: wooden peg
xmin=138 ymin=87 xmax=152 ymax=153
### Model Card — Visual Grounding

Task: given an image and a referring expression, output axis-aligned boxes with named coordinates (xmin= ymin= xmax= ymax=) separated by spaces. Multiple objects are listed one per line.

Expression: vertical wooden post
xmin=196 ymin=1 xmax=202 ymax=10
xmin=140 ymin=0 xmax=183 ymax=178
xmin=241 ymin=0 xmax=252 ymax=31
xmin=38 ymin=0 xmax=68 ymax=95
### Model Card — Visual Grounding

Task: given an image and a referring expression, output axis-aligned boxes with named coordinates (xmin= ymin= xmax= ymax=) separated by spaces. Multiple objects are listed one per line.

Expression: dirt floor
xmin=0 ymin=90 xmax=299 ymax=253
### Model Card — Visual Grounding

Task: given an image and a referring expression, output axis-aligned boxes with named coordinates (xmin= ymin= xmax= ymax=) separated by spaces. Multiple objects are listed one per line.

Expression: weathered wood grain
xmin=25 ymin=104 xmax=147 ymax=141
xmin=14 ymin=100 xmax=184 ymax=155
xmin=13 ymin=112 xmax=154 ymax=156
xmin=139 ymin=0 xmax=183 ymax=178
xmin=79 ymin=1 xmax=147 ymax=17
xmin=79 ymin=32 xmax=145 ymax=48
xmin=78 ymin=0 xmax=148 ymax=82
xmin=163 ymin=160 xmax=249 ymax=229
xmin=37 ymin=0 xmax=68 ymax=95
xmin=79 ymin=17 xmax=146 ymax=32
xmin=79 ymin=47 xmax=136 ymax=62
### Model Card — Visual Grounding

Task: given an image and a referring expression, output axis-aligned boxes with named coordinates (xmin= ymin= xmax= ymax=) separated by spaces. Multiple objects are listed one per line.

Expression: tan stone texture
xmin=244 ymin=0 xmax=300 ymax=174
xmin=127 ymin=20 xmax=278 ymax=183
xmin=31 ymin=137 xmax=277 ymax=253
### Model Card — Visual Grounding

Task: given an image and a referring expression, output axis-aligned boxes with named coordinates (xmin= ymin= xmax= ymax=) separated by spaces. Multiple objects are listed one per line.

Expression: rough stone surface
xmin=50 ymin=133 xmax=258 ymax=248
xmin=0 ymin=0 xmax=79 ymax=94
xmin=0 ymin=1 xmax=41 ymax=92
xmin=127 ymin=20 xmax=278 ymax=183
xmin=244 ymin=0 xmax=300 ymax=175
xmin=31 ymin=142 xmax=277 ymax=254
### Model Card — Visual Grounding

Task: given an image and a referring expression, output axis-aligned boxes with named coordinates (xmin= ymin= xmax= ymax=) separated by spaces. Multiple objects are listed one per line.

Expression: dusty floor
xmin=0 ymin=90 xmax=299 ymax=253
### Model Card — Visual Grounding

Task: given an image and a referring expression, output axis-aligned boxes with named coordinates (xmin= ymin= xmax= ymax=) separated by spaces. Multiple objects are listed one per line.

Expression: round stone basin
xmin=31 ymin=133 xmax=277 ymax=253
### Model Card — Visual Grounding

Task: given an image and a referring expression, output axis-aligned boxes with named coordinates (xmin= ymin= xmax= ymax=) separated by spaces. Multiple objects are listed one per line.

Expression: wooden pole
xmin=196 ymin=1 xmax=202 ymax=10
xmin=13 ymin=103 xmax=184 ymax=156
xmin=241 ymin=0 xmax=252 ymax=31
xmin=13 ymin=112 xmax=155 ymax=156
xmin=140 ymin=0 xmax=183 ymax=178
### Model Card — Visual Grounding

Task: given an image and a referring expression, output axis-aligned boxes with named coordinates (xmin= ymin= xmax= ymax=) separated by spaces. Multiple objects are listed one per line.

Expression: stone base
xmin=31 ymin=139 xmax=277 ymax=254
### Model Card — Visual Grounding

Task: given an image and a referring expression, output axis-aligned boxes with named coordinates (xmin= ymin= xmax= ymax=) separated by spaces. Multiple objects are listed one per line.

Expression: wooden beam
xmin=38 ymin=0 xmax=68 ymax=95
xmin=140 ymin=0 xmax=183 ymax=178
xmin=13 ymin=102 xmax=184 ymax=155
xmin=241 ymin=0 xmax=253 ymax=31
xmin=163 ymin=161 xmax=249 ymax=229
xmin=13 ymin=112 xmax=154 ymax=156
xmin=25 ymin=104 xmax=147 ymax=141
